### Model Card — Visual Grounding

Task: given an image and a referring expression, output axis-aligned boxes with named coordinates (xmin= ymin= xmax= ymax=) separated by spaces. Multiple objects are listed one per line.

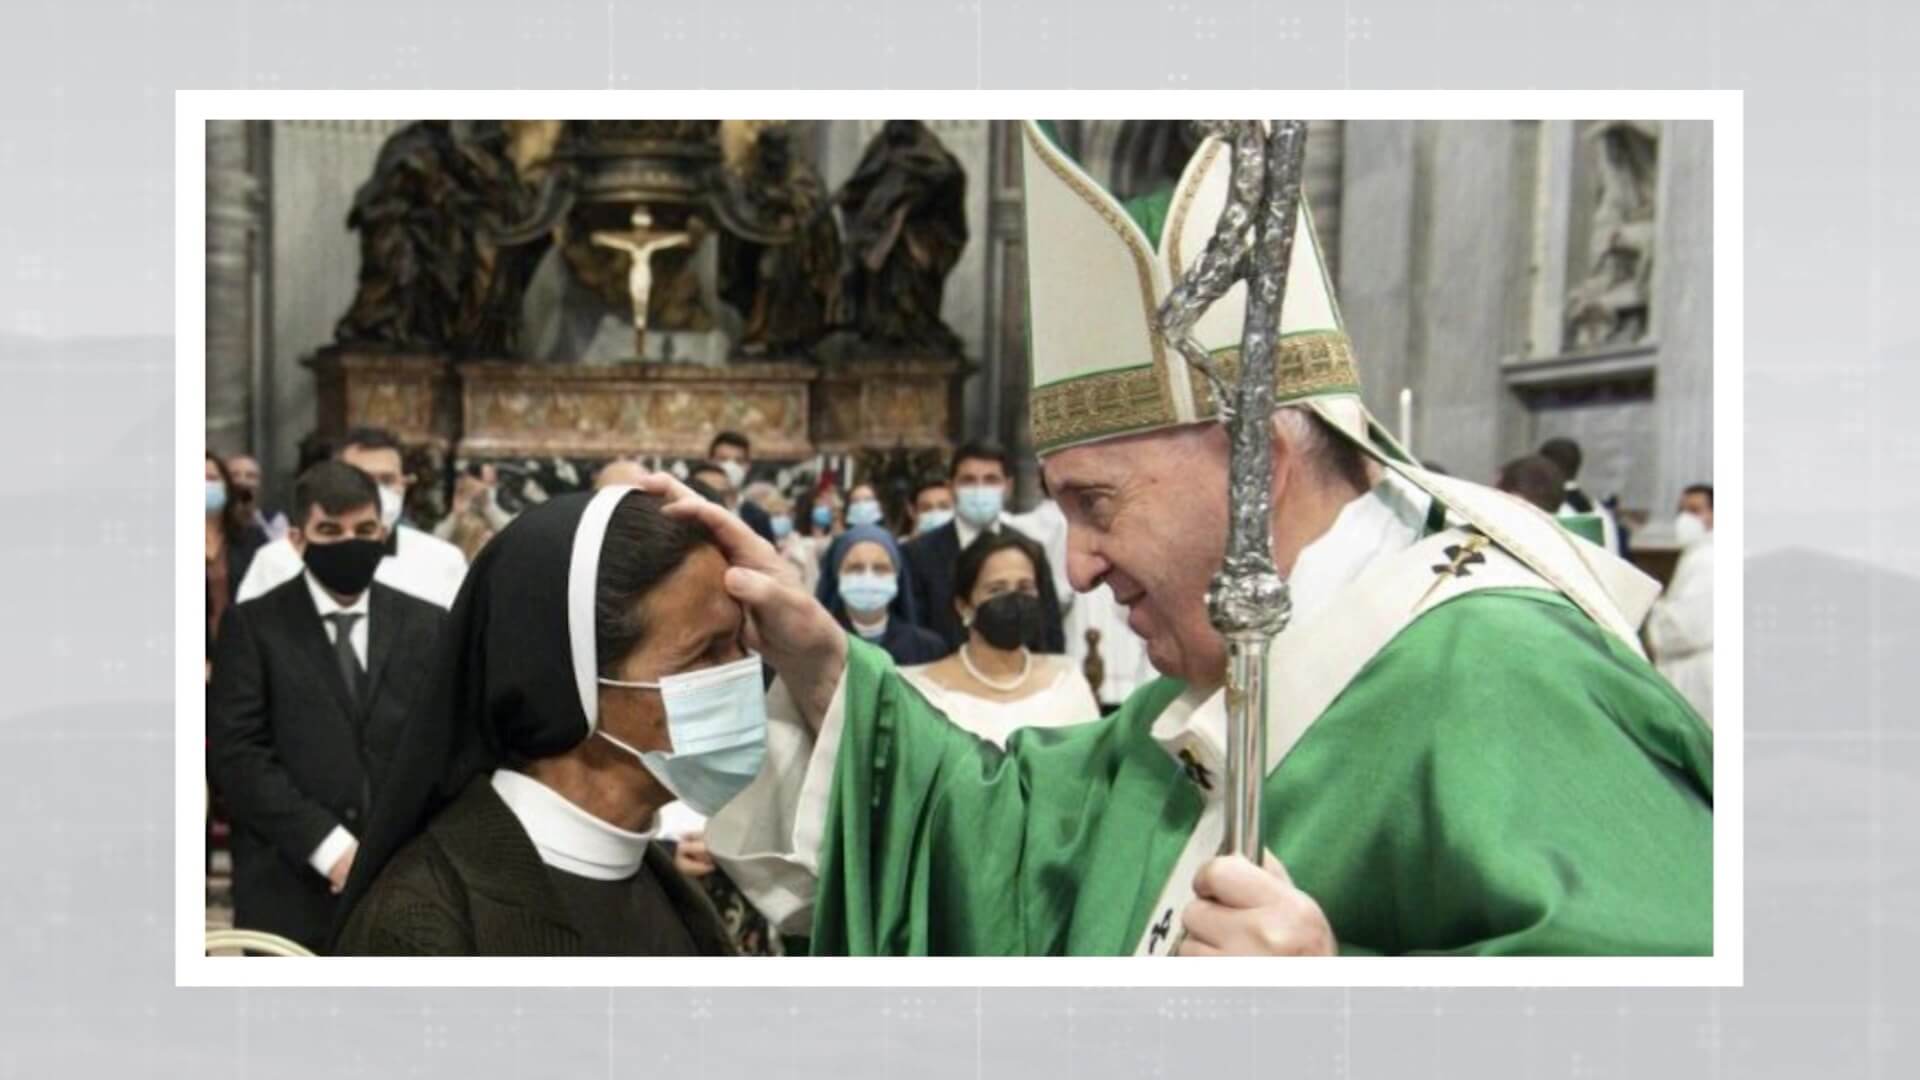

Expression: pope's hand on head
xmin=633 ymin=471 xmax=847 ymax=730
xmin=1175 ymin=852 xmax=1336 ymax=956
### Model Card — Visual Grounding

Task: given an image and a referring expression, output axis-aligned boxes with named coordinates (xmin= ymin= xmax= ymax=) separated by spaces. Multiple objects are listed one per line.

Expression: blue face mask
xmin=838 ymin=570 xmax=898 ymax=614
xmin=811 ymin=504 xmax=834 ymax=529
xmin=597 ymin=654 xmax=768 ymax=817
xmin=845 ymin=499 xmax=883 ymax=528
xmin=955 ymin=484 xmax=1003 ymax=527
xmin=205 ymin=481 xmax=227 ymax=515
xmin=769 ymin=514 xmax=793 ymax=540
xmin=916 ymin=508 xmax=954 ymax=534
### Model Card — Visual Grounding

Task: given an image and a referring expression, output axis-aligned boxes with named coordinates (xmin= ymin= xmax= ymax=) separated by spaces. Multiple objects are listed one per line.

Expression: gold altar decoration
xmin=309 ymin=350 xmax=965 ymax=465
xmin=811 ymin=357 xmax=966 ymax=454
xmin=309 ymin=348 xmax=456 ymax=454
xmin=458 ymin=360 xmax=816 ymax=460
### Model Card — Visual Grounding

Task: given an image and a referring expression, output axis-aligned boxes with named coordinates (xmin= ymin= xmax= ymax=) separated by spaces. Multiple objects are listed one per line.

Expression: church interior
xmin=201 ymin=117 xmax=1714 ymax=953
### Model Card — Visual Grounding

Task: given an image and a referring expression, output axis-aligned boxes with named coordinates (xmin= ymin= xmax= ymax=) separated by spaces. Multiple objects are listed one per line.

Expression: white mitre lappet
xmin=1017 ymin=120 xmax=1661 ymax=652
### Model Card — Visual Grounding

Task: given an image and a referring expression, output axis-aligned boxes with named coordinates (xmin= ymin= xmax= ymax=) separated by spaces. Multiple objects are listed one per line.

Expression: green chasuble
xmin=808 ymin=587 xmax=1712 ymax=956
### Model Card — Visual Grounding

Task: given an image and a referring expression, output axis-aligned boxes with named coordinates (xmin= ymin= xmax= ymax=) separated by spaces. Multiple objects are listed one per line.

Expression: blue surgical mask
xmin=597 ymin=654 xmax=768 ymax=816
xmin=769 ymin=514 xmax=793 ymax=540
xmin=205 ymin=481 xmax=228 ymax=515
xmin=955 ymin=484 xmax=1003 ymax=527
xmin=916 ymin=508 xmax=954 ymax=534
xmin=811 ymin=504 xmax=834 ymax=529
xmin=839 ymin=571 xmax=898 ymax=614
xmin=846 ymin=499 xmax=883 ymax=528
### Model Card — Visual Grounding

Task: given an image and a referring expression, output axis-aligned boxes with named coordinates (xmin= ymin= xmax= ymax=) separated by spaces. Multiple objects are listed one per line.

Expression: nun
xmin=333 ymin=487 xmax=754 ymax=956
xmin=814 ymin=524 xmax=949 ymax=666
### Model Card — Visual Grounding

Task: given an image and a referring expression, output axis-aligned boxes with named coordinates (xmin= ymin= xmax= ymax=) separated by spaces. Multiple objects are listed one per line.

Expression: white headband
xmin=567 ymin=485 xmax=636 ymax=734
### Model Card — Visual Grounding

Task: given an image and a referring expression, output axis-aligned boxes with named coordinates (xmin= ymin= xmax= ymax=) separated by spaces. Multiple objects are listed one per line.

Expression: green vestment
xmin=807 ymin=586 xmax=1712 ymax=957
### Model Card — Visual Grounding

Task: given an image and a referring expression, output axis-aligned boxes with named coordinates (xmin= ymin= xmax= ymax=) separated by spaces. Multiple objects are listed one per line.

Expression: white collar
xmin=954 ymin=512 xmax=1002 ymax=551
xmin=490 ymin=768 xmax=656 ymax=881
xmin=1281 ymin=472 xmax=1430 ymax=627
xmin=850 ymin=613 xmax=889 ymax=641
xmin=303 ymin=570 xmax=370 ymax=618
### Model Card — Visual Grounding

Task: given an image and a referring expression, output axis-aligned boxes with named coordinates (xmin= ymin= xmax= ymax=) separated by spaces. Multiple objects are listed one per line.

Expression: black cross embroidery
xmin=1178 ymin=748 xmax=1213 ymax=791
xmin=1430 ymin=540 xmax=1488 ymax=579
xmin=1148 ymin=908 xmax=1174 ymax=952
xmin=1415 ymin=535 xmax=1491 ymax=611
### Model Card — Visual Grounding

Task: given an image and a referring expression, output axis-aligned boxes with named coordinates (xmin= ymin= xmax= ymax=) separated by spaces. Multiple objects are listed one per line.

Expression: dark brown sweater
xmin=335 ymin=777 xmax=735 ymax=957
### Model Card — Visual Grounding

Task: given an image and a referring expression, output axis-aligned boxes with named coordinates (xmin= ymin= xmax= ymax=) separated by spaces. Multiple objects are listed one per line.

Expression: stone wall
xmin=264 ymin=120 xmax=407 ymax=499
xmin=1338 ymin=119 xmax=1715 ymax=536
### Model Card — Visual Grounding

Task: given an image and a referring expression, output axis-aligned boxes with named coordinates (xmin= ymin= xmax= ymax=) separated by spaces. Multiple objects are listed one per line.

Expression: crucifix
xmin=590 ymin=208 xmax=693 ymax=357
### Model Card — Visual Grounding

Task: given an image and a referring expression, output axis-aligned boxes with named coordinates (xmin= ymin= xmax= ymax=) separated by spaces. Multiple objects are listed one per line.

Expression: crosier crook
xmin=1154 ymin=120 xmax=1311 ymax=885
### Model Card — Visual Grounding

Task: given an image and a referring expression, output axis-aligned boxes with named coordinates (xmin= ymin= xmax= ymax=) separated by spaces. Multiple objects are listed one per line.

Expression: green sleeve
xmin=1269 ymin=589 xmax=1714 ymax=957
xmin=811 ymin=639 xmax=1190 ymax=956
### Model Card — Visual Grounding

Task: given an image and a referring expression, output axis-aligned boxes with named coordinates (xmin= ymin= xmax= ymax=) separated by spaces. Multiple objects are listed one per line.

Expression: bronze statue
xmin=835 ymin=120 xmax=968 ymax=356
xmin=712 ymin=125 xmax=844 ymax=356
xmin=334 ymin=121 xmax=546 ymax=357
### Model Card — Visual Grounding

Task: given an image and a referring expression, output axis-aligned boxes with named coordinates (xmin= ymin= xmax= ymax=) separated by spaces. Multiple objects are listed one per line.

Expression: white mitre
xmin=1018 ymin=120 xmax=1663 ymax=652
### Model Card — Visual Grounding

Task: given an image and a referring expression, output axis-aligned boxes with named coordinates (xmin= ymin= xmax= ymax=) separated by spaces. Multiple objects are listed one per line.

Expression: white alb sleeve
xmin=704 ymin=666 xmax=851 ymax=935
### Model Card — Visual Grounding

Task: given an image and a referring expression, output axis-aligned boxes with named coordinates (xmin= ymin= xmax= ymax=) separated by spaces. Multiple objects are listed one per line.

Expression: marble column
xmin=1652 ymin=121 xmax=1716 ymax=512
xmin=205 ymin=119 xmax=257 ymax=458
xmin=985 ymin=121 xmax=1038 ymax=507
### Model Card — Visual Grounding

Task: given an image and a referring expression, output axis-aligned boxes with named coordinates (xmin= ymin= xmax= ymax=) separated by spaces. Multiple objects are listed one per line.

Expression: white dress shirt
xmin=302 ymin=572 xmax=371 ymax=878
xmin=236 ymin=524 xmax=467 ymax=609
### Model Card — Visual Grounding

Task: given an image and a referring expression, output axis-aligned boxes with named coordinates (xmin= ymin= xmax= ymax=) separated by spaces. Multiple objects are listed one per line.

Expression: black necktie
xmin=326 ymin=612 xmax=367 ymax=705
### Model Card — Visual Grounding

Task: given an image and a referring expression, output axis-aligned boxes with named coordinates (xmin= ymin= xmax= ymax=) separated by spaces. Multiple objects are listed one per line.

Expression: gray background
xmin=0 ymin=0 xmax=1905 ymax=1076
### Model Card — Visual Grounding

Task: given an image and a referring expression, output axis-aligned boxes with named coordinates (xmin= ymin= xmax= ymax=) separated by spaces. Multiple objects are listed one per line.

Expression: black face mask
xmin=303 ymin=537 xmax=385 ymax=597
xmin=971 ymin=591 xmax=1044 ymax=651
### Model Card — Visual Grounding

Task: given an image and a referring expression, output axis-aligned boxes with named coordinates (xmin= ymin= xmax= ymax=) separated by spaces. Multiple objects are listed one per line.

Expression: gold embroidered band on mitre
xmin=1031 ymin=329 xmax=1361 ymax=454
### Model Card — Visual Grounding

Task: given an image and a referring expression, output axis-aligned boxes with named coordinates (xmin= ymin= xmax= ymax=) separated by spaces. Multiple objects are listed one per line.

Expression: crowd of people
xmin=205 ymin=419 xmax=1713 ymax=957
xmin=204 ymin=425 xmax=1156 ymax=955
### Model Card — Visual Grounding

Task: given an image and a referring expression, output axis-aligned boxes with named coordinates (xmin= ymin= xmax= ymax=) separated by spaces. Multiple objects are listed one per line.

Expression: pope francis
xmin=639 ymin=120 xmax=1713 ymax=957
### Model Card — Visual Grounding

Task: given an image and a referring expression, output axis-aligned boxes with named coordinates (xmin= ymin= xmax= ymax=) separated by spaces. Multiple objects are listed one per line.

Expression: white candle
xmin=1398 ymin=387 xmax=1414 ymax=454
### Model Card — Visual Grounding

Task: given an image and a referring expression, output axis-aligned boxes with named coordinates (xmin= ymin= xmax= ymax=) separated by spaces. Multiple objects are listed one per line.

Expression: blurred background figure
xmin=1496 ymin=454 xmax=1569 ymax=514
xmin=223 ymin=452 xmax=288 ymax=540
xmin=708 ymin=431 xmax=753 ymax=491
xmin=433 ymin=463 xmax=513 ymax=562
xmin=906 ymin=474 xmax=954 ymax=539
xmin=595 ymin=458 xmax=650 ymax=490
xmin=1540 ymin=437 xmax=1625 ymax=555
xmin=843 ymin=481 xmax=886 ymax=531
xmin=898 ymin=530 xmax=1096 ymax=748
xmin=1647 ymin=483 xmax=1715 ymax=726
xmin=206 ymin=452 xmax=269 ymax=669
xmin=816 ymin=523 xmax=948 ymax=665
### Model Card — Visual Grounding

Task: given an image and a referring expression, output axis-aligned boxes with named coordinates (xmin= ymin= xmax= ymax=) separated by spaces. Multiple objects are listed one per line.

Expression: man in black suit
xmin=208 ymin=461 xmax=446 ymax=953
xmin=902 ymin=440 xmax=1066 ymax=652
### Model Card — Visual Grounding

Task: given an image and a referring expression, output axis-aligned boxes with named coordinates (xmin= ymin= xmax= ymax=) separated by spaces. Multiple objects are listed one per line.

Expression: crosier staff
xmin=1154 ymin=119 xmax=1310 ymax=870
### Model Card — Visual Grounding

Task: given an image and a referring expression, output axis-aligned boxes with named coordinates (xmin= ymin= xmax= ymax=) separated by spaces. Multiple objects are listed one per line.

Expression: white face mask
xmin=955 ymin=484 xmax=1003 ymax=528
xmin=596 ymin=654 xmax=768 ymax=816
xmin=377 ymin=484 xmax=405 ymax=529
xmin=1673 ymin=511 xmax=1707 ymax=548
xmin=718 ymin=460 xmax=748 ymax=490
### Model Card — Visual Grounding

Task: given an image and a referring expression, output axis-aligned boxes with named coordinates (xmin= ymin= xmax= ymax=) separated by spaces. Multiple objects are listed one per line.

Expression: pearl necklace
xmin=960 ymin=642 xmax=1032 ymax=691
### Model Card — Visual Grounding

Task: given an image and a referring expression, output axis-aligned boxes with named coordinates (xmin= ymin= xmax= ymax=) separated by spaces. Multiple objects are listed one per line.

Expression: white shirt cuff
xmin=308 ymin=825 xmax=356 ymax=878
